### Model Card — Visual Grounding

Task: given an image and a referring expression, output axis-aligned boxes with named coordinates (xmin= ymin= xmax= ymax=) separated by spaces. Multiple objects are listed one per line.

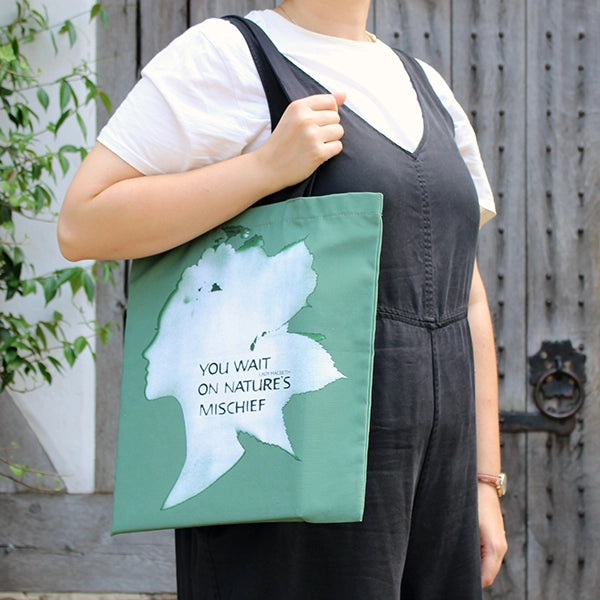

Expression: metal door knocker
xmin=529 ymin=340 xmax=586 ymax=421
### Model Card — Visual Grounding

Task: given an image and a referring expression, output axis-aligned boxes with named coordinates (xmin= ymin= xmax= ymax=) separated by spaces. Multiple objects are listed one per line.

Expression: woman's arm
xmin=58 ymin=92 xmax=346 ymax=261
xmin=468 ymin=261 xmax=508 ymax=587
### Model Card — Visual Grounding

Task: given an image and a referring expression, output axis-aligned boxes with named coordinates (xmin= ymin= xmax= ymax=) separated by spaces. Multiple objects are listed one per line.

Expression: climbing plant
xmin=0 ymin=1 xmax=113 ymax=489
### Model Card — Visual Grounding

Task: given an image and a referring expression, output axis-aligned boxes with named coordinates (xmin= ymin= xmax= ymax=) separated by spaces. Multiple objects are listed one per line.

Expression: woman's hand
xmin=479 ymin=483 xmax=508 ymax=587
xmin=256 ymin=91 xmax=346 ymax=190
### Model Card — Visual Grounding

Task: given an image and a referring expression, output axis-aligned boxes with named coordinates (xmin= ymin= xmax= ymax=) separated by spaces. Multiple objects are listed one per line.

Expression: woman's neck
xmin=275 ymin=0 xmax=371 ymax=42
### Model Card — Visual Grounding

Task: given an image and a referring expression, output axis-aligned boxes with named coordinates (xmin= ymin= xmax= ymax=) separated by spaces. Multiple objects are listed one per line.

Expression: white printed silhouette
xmin=143 ymin=239 xmax=344 ymax=509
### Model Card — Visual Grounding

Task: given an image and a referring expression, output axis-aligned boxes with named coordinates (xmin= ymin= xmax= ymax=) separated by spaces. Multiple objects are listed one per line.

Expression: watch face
xmin=498 ymin=473 xmax=507 ymax=496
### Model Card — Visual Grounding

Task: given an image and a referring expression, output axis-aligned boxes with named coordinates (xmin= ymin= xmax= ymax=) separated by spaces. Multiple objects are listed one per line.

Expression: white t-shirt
xmin=98 ymin=10 xmax=495 ymax=225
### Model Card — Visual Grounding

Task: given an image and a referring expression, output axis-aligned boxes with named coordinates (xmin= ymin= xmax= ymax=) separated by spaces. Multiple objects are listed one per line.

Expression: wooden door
xmin=93 ymin=0 xmax=600 ymax=596
xmin=374 ymin=1 xmax=599 ymax=599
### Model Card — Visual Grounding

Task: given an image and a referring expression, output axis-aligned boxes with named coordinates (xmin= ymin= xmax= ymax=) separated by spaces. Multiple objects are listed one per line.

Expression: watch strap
xmin=477 ymin=472 xmax=507 ymax=497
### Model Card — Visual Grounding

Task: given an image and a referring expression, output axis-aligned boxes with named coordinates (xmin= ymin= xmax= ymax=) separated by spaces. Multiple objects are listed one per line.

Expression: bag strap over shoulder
xmin=223 ymin=15 xmax=317 ymax=201
xmin=223 ymin=15 xmax=308 ymax=130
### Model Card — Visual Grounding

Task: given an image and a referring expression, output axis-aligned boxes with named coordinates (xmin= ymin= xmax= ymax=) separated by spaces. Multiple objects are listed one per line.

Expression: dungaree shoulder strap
xmin=391 ymin=48 xmax=455 ymax=133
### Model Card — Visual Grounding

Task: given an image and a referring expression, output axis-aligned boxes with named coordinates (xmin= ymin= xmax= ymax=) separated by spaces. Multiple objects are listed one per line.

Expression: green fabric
xmin=112 ymin=192 xmax=383 ymax=534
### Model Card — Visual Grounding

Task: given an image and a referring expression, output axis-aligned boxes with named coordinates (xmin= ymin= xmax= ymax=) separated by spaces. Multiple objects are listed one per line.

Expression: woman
xmin=58 ymin=1 xmax=507 ymax=597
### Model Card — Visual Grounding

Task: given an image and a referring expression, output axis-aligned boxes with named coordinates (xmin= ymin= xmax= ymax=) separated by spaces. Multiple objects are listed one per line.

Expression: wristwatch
xmin=477 ymin=472 xmax=507 ymax=498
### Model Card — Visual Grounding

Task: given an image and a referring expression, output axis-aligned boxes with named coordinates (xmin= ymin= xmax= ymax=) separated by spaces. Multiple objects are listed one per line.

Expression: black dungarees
xmin=176 ymin=18 xmax=483 ymax=600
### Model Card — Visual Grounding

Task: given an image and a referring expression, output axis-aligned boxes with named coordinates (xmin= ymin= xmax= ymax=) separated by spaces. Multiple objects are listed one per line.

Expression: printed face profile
xmin=142 ymin=237 xmax=344 ymax=509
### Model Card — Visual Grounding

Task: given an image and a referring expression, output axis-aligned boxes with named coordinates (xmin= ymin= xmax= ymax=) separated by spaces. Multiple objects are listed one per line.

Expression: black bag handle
xmin=223 ymin=15 xmax=309 ymax=126
xmin=223 ymin=15 xmax=319 ymax=200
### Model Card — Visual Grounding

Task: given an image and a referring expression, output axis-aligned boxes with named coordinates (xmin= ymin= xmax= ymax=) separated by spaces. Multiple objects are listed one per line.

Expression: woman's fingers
xmin=287 ymin=94 xmax=342 ymax=128
xmin=295 ymin=94 xmax=345 ymax=150
xmin=311 ymin=108 xmax=341 ymax=127
xmin=319 ymin=123 xmax=345 ymax=142
xmin=258 ymin=92 xmax=347 ymax=188
xmin=303 ymin=91 xmax=346 ymax=111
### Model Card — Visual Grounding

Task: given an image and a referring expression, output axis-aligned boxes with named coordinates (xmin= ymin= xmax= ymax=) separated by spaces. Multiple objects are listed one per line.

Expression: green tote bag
xmin=112 ymin=192 xmax=382 ymax=533
xmin=111 ymin=17 xmax=383 ymax=534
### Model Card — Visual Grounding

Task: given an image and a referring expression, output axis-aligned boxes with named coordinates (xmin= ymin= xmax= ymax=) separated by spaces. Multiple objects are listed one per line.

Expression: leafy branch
xmin=0 ymin=444 xmax=65 ymax=492
xmin=1 ymin=2 xmax=117 ymax=491
xmin=0 ymin=1 xmax=115 ymax=394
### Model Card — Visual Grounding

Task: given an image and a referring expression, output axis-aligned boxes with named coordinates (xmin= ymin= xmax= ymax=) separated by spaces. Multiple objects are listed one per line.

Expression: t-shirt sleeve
xmin=417 ymin=60 xmax=496 ymax=227
xmin=97 ymin=19 xmax=270 ymax=176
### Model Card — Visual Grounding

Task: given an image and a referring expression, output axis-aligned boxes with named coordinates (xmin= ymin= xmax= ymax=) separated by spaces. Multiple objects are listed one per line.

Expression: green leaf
xmin=48 ymin=356 xmax=64 ymax=372
xmin=98 ymin=323 xmax=113 ymax=345
xmin=59 ymin=20 xmax=77 ymax=48
xmin=56 ymin=266 xmax=81 ymax=286
xmin=35 ymin=324 xmax=48 ymax=349
xmin=99 ymin=90 xmax=111 ymax=113
xmin=31 ymin=8 xmax=49 ymax=30
xmin=63 ymin=345 xmax=76 ymax=367
xmin=73 ymin=335 xmax=88 ymax=355
xmin=82 ymin=271 xmax=95 ymax=302
xmin=59 ymin=80 xmax=72 ymax=112
xmin=69 ymin=271 xmax=83 ymax=296
xmin=33 ymin=185 xmax=50 ymax=211
xmin=0 ymin=205 xmax=12 ymax=226
xmin=12 ymin=246 xmax=25 ymax=265
xmin=49 ymin=30 xmax=58 ymax=55
xmin=57 ymin=152 xmax=69 ymax=175
xmin=0 ymin=44 xmax=16 ymax=62
xmin=9 ymin=464 xmax=28 ymax=478
xmin=101 ymin=260 xmax=118 ymax=283
xmin=51 ymin=109 xmax=72 ymax=134
xmin=13 ymin=102 xmax=39 ymax=130
xmin=90 ymin=4 xmax=102 ymax=20
xmin=38 ymin=362 xmax=52 ymax=384
xmin=76 ymin=112 xmax=87 ymax=139
xmin=21 ymin=279 xmax=36 ymax=296
xmin=89 ymin=4 xmax=110 ymax=29
xmin=59 ymin=144 xmax=79 ymax=154
xmin=41 ymin=276 xmax=59 ymax=304
xmin=37 ymin=87 xmax=50 ymax=110
xmin=83 ymin=76 xmax=97 ymax=101
xmin=31 ymin=162 xmax=43 ymax=181
xmin=41 ymin=320 xmax=58 ymax=339
xmin=5 ymin=347 xmax=18 ymax=364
